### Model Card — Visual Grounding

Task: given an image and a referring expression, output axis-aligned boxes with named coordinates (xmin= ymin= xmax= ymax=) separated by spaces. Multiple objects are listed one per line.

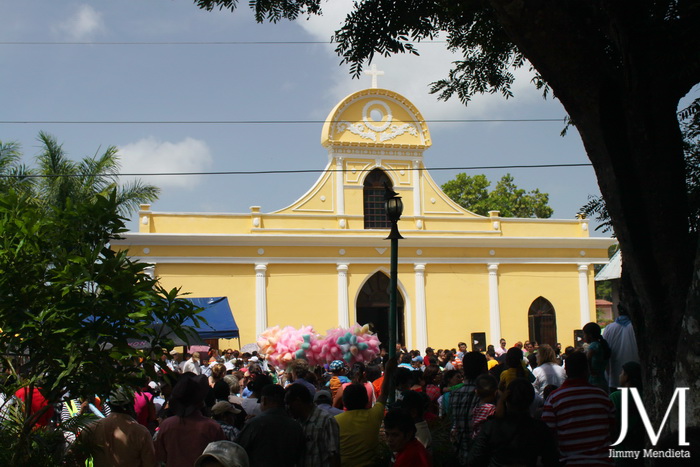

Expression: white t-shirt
xmin=532 ymin=362 xmax=566 ymax=396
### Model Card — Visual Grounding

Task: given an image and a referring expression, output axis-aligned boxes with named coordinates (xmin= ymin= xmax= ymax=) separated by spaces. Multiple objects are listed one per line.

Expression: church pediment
xmin=321 ymin=88 xmax=431 ymax=150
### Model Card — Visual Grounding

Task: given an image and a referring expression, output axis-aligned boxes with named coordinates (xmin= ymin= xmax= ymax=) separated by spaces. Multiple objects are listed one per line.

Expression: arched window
xmin=363 ymin=169 xmax=391 ymax=229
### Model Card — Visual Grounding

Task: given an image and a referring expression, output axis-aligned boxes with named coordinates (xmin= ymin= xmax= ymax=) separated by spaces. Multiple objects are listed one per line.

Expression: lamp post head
xmin=385 ymin=196 xmax=403 ymax=222
xmin=384 ymin=183 xmax=404 ymax=240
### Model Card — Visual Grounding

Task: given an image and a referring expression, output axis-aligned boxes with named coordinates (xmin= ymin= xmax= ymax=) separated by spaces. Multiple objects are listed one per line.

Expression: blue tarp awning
xmin=185 ymin=297 xmax=239 ymax=339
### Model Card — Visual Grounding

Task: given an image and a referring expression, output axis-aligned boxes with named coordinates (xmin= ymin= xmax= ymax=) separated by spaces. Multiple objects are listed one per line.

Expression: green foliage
xmin=596 ymin=280 xmax=613 ymax=302
xmin=33 ymin=132 xmax=160 ymax=216
xmin=441 ymin=173 xmax=553 ymax=218
xmin=0 ymin=395 xmax=97 ymax=466
xmin=0 ymin=401 xmax=66 ymax=466
xmin=441 ymin=173 xmax=491 ymax=214
xmin=579 ymin=194 xmax=614 ymax=234
xmin=194 ymin=0 xmax=322 ymax=23
xmin=0 ymin=140 xmax=32 ymax=194
xmin=0 ymin=140 xmax=186 ymax=465
xmin=193 ymin=1 xmax=536 ymax=103
xmin=0 ymin=189 xmax=203 ymax=408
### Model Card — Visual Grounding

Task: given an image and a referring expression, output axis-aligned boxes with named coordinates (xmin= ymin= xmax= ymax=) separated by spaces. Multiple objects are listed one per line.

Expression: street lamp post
xmin=384 ymin=184 xmax=403 ymax=404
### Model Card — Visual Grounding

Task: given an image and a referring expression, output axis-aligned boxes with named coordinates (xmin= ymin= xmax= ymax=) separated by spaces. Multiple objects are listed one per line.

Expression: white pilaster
xmin=337 ymin=263 xmax=350 ymax=328
xmin=414 ymin=264 xmax=428 ymax=352
xmin=336 ymin=157 xmax=345 ymax=216
xmin=488 ymin=263 xmax=502 ymax=346
xmin=413 ymin=160 xmax=421 ymax=218
xmin=578 ymin=263 xmax=591 ymax=327
xmin=255 ymin=263 xmax=268 ymax=338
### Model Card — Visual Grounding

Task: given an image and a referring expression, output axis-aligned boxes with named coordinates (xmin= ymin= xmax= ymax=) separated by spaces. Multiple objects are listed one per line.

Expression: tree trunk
xmin=489 ymin=0 xmax=700 ymax=450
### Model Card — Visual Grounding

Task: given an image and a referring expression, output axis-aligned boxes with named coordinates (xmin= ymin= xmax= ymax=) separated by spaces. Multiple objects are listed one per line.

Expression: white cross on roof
xmin=365 ymin=64 xmax=384 ymax=89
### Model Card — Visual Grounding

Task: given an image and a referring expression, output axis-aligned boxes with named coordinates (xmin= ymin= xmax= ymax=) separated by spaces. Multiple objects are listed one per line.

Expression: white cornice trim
xmin=250 ymin=228 xmax=501 ymax=235
xmin=127 ymin=255 xmax=610 ymax=265
xmin=114 ymin=233 xmax=616 ymax=249
xmin=139 ymin=210 xmax=589 ymax=225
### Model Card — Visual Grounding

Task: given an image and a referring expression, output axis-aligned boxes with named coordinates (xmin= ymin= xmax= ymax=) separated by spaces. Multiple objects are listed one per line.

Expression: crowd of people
xmin=0 ymin=311 xmax=643 ymax=466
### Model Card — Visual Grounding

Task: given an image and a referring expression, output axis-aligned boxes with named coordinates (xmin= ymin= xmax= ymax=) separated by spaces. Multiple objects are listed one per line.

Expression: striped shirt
xmin=470 ymin=402 xmax=496 ymax=438
xmin=542 ymin=378 xmax=615 ymax=466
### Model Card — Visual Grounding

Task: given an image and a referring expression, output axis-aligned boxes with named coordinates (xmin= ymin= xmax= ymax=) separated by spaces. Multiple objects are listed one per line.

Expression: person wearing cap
xmin=326 ymin=360 xmax=350 ymax=401
xmin=167 ymin=350 xmax=183 ymax=374
xmin=79 ymin=386 xmax=156 ymax=467
xmin=411 ymin=355 xmax=424 ymax=370
xmin=286 ymin=383 xmax=341 ymax=467
xmin=211 ymin=401 xmax=242 ymax=441
xmin=155 ymin=374 xmax=226 ymax=467
xmin=235 ymin=384 xmax=304 ymax=466
xmin=314 ymin=389 xmax=343 ymax=416
xmin=195 ymin=440 xmax=249 ymax=467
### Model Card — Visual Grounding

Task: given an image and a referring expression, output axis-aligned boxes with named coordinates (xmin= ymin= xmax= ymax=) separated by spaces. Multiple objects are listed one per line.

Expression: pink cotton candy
xmin=257 ymin=323 xmax=381 ymax=369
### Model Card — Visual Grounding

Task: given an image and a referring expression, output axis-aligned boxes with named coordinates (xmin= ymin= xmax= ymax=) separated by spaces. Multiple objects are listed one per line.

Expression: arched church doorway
xmin=528 ymin=297 xmax=558 ymax=348
xmin=356 ymin=271 xmax=405 ymax=350
xmin=363 ymin=168 xmax=392 ymax=229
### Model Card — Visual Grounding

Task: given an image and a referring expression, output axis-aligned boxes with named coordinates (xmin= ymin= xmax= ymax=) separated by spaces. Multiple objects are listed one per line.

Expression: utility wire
xmin=0 ymin=40 xmax=448 ymax=46
xmin=0 ymin=163 xmax=592 ymax=179
xmin=0 ymin=118 xmax=566 ymax=124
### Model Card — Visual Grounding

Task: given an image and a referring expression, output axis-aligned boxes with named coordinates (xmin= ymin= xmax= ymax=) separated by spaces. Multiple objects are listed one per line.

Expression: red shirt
xmin=542 ymin=378 xmax=614 ymax=465
xmin=15 ymin=387 xmax=54 ymax=427
xmin=394 ymin=437 xmax=431 ymax=466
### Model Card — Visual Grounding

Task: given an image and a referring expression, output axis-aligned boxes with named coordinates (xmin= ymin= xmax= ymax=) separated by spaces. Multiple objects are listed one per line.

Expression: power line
xmin=0 ymin=118 xmax=566 ymax=125
xmin=0 ymin=163 xmax=592 ymax=179
xmin=0 ymin=40 xmax=448 ymax=46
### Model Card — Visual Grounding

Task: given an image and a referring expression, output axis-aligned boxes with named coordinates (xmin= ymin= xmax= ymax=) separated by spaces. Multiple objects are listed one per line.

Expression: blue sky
xmin=1 ymin=1 xmax=622 ymax=234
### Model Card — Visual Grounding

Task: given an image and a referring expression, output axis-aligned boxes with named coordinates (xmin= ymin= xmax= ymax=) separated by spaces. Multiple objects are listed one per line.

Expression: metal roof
xmin=595 ymin=250 xmax=621 ymax=281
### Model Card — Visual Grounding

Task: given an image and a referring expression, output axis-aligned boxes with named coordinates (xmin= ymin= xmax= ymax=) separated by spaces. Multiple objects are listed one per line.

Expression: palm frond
xmin=0 ymin=140 xmax=22 ymax=172
xmin=35 ymin=132 xmax=79 ymax=209
xmin=116 ymin=179 xmax=160 ymax=217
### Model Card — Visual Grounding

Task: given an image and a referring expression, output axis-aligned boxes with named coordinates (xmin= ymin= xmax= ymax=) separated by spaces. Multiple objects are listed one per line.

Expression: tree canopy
xmin=192 ymin=0 xmax=700 ymax=435
xmin=0 ymin=188 xmax=202 ymax=439
xmin=0 ymin=134 xmax=192 ymax=461
xmin=442 ymin=173 xmax=553 ymax=218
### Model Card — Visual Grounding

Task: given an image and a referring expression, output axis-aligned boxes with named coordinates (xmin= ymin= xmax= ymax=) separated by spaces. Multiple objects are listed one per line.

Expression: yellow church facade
xmin=114 ymin=87 xmax=615 ymax=352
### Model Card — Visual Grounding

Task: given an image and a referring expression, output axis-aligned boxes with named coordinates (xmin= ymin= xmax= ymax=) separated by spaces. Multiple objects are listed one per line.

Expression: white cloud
xmin=300 ymin=1 xmax=555 ymax=121
xmin=117 ymin=137 xmax=213 ymax=189
xmin=54 ymin=5 xmax=104 ymax=41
